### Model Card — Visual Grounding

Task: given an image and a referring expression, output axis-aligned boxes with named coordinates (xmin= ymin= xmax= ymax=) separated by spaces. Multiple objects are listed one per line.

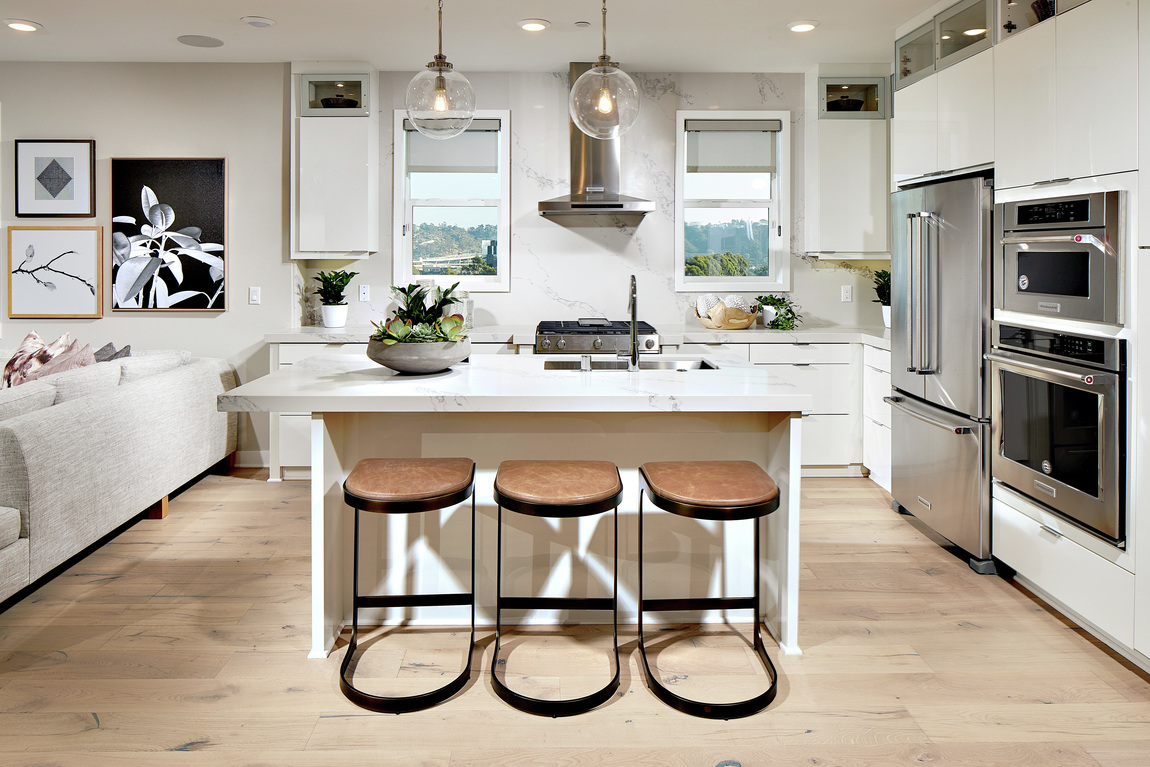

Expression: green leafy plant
xmin=370 ymin=282 xmax=468 ymax=345
xmin=754 ymin=294 xmax=803 ymax=330
xmin=314 ymin=270 xmax=359 ymax=305
xmin=872 ymin=269 xmax=891 ymax=307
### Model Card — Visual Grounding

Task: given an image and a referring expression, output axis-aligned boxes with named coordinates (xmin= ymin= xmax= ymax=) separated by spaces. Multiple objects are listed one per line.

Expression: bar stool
xmin=492 ymin=459 xmax=623 ymax=717
xmin=340 ymin=457 xmax=476 ymax=713
xmin=637 ymin=460 xmax=781 ymax=719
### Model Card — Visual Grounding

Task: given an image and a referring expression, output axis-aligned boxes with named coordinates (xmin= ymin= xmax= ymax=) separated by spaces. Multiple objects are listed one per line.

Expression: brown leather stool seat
xmin=340 ymin=457 xmax=476 ymax=713
xmin=492 ymin=460 xmax=623 ymax=717
xmin=638 ymin=460 xmax=781 ymax=719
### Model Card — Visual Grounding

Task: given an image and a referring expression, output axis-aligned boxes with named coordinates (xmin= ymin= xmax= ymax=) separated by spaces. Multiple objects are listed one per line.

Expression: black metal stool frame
xmin=491 ymin=477 xmax=623 ymax=717
xmin=636 ymin=470 xmax=781 ymax=719
xmin=340 ymin=469 xmax=476 ymax=714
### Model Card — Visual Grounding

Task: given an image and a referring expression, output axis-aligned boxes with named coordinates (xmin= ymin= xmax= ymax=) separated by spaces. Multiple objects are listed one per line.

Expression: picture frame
xmin=14 ymin=139 xmax=96 ymax=218
xmin=7 ymin=226 xmax=103 ymax=318
xmin=110 ymin=158 xmax=227 ymax=311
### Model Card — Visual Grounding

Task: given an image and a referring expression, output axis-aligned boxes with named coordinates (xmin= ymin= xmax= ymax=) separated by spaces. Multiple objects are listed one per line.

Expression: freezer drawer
xmin=888 ymin=394 xmax=989 ymax=560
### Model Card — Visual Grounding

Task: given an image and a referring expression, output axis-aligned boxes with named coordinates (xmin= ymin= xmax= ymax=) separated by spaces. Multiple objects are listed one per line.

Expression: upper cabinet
xmin=290 ymin=64 xmax=380 ymax=260
xmin=936 ymin=0 xmax=993 ymax=68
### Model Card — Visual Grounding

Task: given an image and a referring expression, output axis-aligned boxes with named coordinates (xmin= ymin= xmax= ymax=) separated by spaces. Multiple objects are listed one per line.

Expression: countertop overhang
xmin=219 ymin=352 xmax=813 ymax=415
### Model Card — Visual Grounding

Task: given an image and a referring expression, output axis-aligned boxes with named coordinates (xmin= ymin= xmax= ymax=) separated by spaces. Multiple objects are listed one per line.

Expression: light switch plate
xmin=248 ymin=287 xmax=261 ymax=305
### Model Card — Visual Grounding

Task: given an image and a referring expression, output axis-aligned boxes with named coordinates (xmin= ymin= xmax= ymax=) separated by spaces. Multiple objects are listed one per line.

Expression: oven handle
xmin=883 ymin=396 xmax=972 ymax=434
xmin=984 ymin=352 xmax=1097 ymax=384
xmin=1000 ymin=233 xmax=1115 ymax=255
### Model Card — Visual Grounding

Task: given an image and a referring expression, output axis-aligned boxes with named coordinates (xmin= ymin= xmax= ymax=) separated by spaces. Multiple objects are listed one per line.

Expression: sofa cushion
xmin=50 ymin=361 xmax=123 ymax=404
xmin=118 ymin=351 xmax=187 ymax=383
xmin=24 ymin=341 xmax=96 ymax=383
xmin=2 ymin=331 xmax=73 ymax=388
xmin=0 ymin=380 xmax=57 ymax=421
xmin=141 ymin=349 xmax=192 ymax=365
xmin=94 ymin=342 xmax=133 ymax=362
xmin=0 ymin=506 xmax=20 ymax=548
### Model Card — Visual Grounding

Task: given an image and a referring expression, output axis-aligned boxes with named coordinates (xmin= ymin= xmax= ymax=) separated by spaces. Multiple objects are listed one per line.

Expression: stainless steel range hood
xmin=538 ymin=63 xmax=654 ymax=217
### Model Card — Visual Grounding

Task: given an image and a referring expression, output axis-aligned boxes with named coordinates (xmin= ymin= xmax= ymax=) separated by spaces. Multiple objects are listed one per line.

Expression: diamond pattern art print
xmin=15 ymin=140 xmax=95 ymax=217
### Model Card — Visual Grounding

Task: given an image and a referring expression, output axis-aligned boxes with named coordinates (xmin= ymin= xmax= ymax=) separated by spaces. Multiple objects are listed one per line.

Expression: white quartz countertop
xmin=265 ymin=323 xmax=891 ymax=350
xmin=220 ymin=352 xmax=813 ymax=415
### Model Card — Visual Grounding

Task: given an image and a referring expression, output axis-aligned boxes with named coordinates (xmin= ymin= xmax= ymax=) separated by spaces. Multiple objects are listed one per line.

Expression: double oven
xmin=989 ymin=190 xmax=1128 ymax=546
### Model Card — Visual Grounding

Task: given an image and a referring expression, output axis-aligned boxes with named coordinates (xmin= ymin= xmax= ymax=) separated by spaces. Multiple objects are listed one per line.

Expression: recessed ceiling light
xmin=963 ymin=27 xmax=987 ymax=36
xmin=241 ymin=16 xmax=276 ymax=28
xmin=787 ymin=20 xmax=820 ymax=33
xmin=518 ymin=19 xmax=550 ymax=32
xmin=177 ymin=34 xmax=225 ymax=48
xmin=574 ymin=20 xmax=591 ymax=28
xmin=5 ymin=19 xmax=42 ymax=32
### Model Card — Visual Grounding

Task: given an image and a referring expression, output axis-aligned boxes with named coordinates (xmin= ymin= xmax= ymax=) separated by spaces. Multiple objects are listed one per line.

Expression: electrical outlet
xmin=359 ymin=284 xmax=370 ymax=302
xmin=840 ymin=285 xmax=852 ymax=302
xmin=248 ymin=287 xmax=261 ymax=305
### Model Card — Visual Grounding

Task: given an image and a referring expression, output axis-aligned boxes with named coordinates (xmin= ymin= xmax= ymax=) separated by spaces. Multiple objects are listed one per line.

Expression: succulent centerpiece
xmin=367 ymin=282 xmax=471 ymax=374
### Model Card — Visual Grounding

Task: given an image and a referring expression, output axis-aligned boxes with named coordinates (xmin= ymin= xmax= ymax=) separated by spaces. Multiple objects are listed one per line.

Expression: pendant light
xmin=406 ymin=0 xmax=475 ymax=140
xmin=569 ymin=0 xmax=640 ymax=140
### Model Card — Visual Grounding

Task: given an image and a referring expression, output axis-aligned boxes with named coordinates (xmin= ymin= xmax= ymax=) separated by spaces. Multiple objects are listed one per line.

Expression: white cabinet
xmin=749 ymin=344 xmax=860 ymax=468
xmin=807 ymin=120 xmax=890 ymax=257
xmin=891 ymin=76 xmax=938 ymax=187
xmin=995 ymin=0 xmax=1138 ymax=189
xmin=936 ymin=49 xmax=994 ymax=174
xmin=861 ymin=344 xmax=892 ymax=492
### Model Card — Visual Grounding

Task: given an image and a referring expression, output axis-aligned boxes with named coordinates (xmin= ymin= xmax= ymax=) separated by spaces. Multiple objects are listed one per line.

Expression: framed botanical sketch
xmin=7 ymin=226 xmax=103 ymax=318
xmin=110 ymin=158 xmax=227 ymax=311
xmin=14 ymin=139 xmax=96 ymax=218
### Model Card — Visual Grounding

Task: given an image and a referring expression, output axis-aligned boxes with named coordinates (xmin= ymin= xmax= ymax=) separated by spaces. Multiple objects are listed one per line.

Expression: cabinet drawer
xmin=863 ymin=344 xmax=890 ymax=373
xmin=993 ymin=499 xmax=1134 ymax=646
xmin=803 ymin=414 xmax=860 ymax=466
xmin=679 ymin=343 xmax=750 ymax=360
xmin=749 ymin=343 xmax=851 ymax=364
xmin=862 ymin=417 xmax=891 ymax=493
xmin=279 ymin=343 xmax=368 ymax=365
xmin=757 ymin=363 xmax=854 ymax=415
xmin=862 ymin=364 xmax=892 ymax=427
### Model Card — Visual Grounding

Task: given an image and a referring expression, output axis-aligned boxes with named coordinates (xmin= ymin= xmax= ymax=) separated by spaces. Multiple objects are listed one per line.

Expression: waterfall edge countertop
xmin=218 ymin=352 xmax=814 ymax=415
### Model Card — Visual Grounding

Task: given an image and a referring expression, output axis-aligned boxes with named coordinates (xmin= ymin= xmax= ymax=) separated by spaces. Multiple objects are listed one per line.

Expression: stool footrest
xmin=642 ymin=596 xmax=754 ymax=612
xmin=355 ymin=593 xmax=473 ymax=610
xmin=499 ymin=596 xmax=614 ymax=612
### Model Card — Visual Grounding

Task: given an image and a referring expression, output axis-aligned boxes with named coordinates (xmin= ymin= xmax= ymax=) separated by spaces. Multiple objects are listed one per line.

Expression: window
xmin=674 ymin=111 xmax=791 ymax=293
xmin=393 ymin=110 xmax=511 ymax=292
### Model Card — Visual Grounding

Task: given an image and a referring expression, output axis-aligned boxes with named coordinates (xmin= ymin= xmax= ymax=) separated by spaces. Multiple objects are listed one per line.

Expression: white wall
xmin=0 ymin=62 xmax=292 ymax=464
xmin=308 ymin=69 xmax=884 ymax=331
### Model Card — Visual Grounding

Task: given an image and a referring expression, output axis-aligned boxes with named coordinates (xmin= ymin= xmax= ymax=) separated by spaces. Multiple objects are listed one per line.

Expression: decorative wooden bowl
xmin=694 ymin=302 xmax=758 ymax=330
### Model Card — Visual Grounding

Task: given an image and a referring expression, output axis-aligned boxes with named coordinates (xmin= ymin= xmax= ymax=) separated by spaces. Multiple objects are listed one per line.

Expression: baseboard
xmin=234 ymin=450 xmax=267 ymax=469
xmin=801 ymin=464 xmax=866 ymax=478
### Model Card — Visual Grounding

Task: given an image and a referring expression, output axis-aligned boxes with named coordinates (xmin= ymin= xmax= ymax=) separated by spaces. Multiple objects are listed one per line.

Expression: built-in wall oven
xmin=986 ymin=321 xmax=1126 ymax=545
xmin=995 ymin=191 xmax=1125 ymax=326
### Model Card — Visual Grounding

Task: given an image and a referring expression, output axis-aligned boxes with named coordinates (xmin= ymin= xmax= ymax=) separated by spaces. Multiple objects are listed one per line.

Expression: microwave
xmin=994 ymin=191 xmax=1125 ymax=327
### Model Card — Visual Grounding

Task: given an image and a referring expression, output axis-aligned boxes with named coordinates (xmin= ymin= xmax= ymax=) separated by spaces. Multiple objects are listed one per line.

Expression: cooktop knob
xmin=540 ymin=338 xmax=551 ymax=350
xmin=645 ymin=338 xmax=656 ymax=349
xmin=556 ymin=338 xmax=567 ymax=350
xmin=592 ymin=338 xmax=603 ymax=349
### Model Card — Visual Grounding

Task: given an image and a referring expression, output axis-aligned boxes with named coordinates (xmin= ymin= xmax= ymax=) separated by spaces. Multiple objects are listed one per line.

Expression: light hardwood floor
xmin=1 ymin=473 xmax=1148 ymax=766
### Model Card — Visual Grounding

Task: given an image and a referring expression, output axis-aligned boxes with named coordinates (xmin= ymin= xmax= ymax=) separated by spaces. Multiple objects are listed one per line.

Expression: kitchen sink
xmin=543 ymin=358 xmax=719 ymax=371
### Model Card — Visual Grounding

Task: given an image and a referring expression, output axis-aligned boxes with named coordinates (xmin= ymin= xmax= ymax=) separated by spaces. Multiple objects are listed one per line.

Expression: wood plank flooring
xmin=1 ymin=472 xmax=1148 ymax=765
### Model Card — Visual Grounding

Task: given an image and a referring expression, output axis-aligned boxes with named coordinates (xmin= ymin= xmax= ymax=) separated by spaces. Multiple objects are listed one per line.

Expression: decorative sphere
xmin=569 ymin=65 xmax=640 ymax=140
xmin=406 ymin=67 xmax=475 ymax=140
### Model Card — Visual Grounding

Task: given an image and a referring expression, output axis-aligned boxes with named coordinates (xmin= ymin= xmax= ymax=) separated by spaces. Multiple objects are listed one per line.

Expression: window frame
xmin=674 ymin=110 xmax=791 ymax=293
xmin=392 ymin=109 xmax=511 ymax=292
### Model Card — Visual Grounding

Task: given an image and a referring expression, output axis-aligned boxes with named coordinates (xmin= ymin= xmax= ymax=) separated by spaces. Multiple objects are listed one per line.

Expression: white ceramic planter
xmin=882 ymin=305 xmax=891 ymax=328
xmin=321 ymin=304 xmax=349 ymax=328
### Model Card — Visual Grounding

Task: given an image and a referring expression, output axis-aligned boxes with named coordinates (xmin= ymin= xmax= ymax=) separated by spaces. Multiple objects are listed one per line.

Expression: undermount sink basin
xmin=543 ymin=358 xmax=719 ymax=372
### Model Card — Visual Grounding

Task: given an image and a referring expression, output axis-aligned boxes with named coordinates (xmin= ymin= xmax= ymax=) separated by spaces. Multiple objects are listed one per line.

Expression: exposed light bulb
xmin=434 ymin=89 xmax=448 ymax=113
xmin=597 ymin=86 xmax=613 ymax=114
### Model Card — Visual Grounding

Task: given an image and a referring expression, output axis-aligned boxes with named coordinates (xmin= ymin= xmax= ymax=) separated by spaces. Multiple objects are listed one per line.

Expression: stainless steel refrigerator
xmin=888 ymin=174 xmax=994 ymax=572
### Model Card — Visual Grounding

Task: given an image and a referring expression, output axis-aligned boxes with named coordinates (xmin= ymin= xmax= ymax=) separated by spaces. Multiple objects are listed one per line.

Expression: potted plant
xmin=314 ymin=270 xmax=359 ymax=328
xmin=754 ymin=294 xmax=803 ymax=330
xmin=367 ymin=282 xmax=470 ymax=374
xmin=872 ymin=268 xmax=891 ymax=327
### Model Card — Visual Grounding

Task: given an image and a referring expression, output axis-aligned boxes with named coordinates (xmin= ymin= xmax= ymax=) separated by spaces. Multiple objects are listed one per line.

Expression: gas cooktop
xmin=535 ymin=318 xmax=660 ymax=354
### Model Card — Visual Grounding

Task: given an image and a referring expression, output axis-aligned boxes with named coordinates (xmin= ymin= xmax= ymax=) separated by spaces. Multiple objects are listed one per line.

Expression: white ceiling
xmin=0 ymin=0 xmax=940 ymax=73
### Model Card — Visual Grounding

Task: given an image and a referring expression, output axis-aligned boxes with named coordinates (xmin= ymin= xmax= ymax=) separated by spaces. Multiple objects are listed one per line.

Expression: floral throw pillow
xmin=1 ymin=332 xmax=74 ymax=388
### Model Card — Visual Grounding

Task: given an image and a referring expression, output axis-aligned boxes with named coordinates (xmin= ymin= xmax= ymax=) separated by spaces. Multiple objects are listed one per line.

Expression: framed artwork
xmin=14 ymin=140 xmax=96 ymax=218
xmin=110 ymin=158 xmax=227 ymax=311
xmin=7 ymin=226 xmax=103 ymax=318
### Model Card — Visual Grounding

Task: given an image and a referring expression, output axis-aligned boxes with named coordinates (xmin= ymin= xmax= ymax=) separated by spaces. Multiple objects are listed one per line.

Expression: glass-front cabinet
xmin=936 ymin=0 xmax=993 ymax=68
xmin=299 ymin=73 xmax=370 ymax=116
xmin=896 ymin=23 xmax=935 ymax=89
xmin=998 ymin=0 xmax=1055 ymax=39
xmin=819 ymin=77 xmax=887 ymax=119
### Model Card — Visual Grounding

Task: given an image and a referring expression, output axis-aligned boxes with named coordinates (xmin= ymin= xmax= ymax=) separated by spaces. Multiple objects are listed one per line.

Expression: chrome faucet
xmin=623 ymin=274 xmax=639 ymax=371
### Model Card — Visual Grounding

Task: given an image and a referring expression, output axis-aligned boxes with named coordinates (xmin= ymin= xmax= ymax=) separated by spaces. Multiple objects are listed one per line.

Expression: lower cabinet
xmin=861 ymin=344 xmax=891 ymax=492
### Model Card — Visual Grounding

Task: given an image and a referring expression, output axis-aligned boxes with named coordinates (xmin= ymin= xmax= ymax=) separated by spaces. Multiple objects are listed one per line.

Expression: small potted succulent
xmin=872 ymin=268 xmax=891 ymax=327
xmin=754 ymin=294 xmax=803 ymax=330
xmin=367 ymin=282 xmax=470 ymax=374
xmin=314 ymin=269 xmax=359 ymax=328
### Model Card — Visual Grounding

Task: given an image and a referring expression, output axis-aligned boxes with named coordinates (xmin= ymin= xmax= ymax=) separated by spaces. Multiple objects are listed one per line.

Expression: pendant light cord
xmin=601 ymin=0 xmax=608 ymax=59
xmin=438 ymin=0 xmax=444 ymax=58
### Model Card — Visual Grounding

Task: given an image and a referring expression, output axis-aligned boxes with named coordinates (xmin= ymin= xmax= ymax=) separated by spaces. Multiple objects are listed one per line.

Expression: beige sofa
xmin=0 ymin=351 xmax=237 ymax=603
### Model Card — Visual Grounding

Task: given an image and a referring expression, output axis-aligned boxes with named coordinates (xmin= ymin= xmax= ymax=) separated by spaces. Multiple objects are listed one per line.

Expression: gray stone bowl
xmin=366 ymin=338 xmax=471 ymax=375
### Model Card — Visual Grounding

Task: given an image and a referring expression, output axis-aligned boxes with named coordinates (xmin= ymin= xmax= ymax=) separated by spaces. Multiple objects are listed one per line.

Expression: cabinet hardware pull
xmin=1039 ymin=524 xmax=1063 ymax=538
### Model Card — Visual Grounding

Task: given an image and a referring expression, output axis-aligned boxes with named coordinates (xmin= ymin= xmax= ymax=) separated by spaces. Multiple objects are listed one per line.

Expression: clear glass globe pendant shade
xmin=569 ymin=64 xmax=640 ymax=140
xmin=406 ymin=66 xmax=475 ymax=140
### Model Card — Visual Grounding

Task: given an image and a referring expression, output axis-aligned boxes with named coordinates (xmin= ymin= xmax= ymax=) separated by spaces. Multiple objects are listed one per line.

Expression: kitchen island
xmin=219 ymin=352 xmax=811 ymax=658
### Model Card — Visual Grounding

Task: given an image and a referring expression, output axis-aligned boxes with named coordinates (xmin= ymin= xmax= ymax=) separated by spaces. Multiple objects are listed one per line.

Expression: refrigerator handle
xmin=917 ymin=212 xmax=936 ymax=375
xmin=905 ymin=213 xmax=919 ymax=373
